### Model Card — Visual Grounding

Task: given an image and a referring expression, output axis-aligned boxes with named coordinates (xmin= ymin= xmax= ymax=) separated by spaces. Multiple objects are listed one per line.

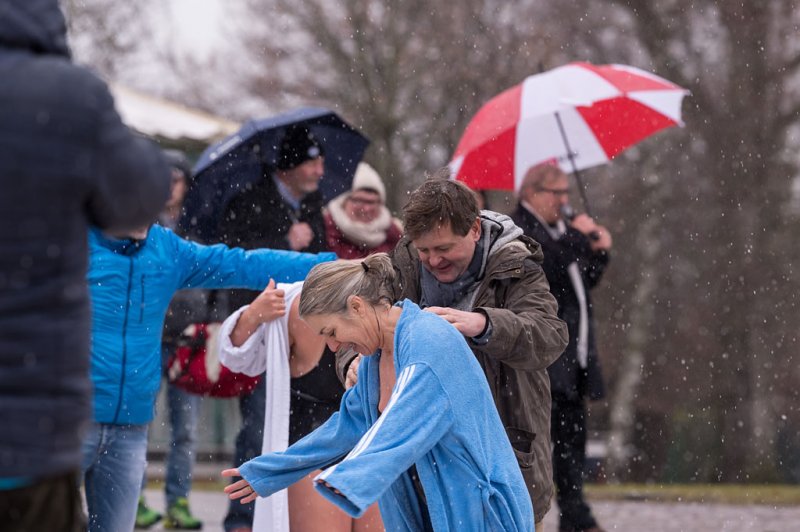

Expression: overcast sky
xmin=166 ymin=0 xmax=225 ymax=59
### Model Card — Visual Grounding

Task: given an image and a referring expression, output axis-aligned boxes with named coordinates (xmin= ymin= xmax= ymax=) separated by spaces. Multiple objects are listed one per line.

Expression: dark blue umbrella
xmin=180 ymin=107 xmax=369 ymax=242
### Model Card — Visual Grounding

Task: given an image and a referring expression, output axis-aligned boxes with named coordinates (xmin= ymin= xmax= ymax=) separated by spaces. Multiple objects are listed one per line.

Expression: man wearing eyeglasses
xmin=512 ymin=163 xmax=612 ymax=532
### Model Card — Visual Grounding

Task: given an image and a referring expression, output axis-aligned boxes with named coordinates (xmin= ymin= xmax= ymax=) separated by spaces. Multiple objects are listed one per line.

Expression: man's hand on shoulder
xmin=424 ymin=307 xmax=487 ymax=338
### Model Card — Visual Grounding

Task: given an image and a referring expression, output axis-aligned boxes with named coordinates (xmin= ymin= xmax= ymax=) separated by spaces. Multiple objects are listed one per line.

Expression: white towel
xmin=218 ymin=281 xmax=304 ymax=532
xmin=566 ymin=262 xmax=589 ymax=368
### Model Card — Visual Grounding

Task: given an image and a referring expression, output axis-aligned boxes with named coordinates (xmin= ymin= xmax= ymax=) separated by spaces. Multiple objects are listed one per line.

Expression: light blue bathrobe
xmin=238 ymin=300 xmax=534 ymax=531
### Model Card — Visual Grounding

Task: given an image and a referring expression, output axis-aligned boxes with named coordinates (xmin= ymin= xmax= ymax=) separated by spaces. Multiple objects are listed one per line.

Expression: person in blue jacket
xmin=223 ymin=254 xmax=534 ymax=532
xmin=82 ymin=223 xmax=335 ymax=532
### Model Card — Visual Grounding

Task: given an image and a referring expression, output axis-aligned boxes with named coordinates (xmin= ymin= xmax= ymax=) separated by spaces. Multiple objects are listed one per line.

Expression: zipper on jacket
xmin=139 ymin=274 xmax=146 ymax=323
xmin=112 ymin=257 xmax=134 ymax=424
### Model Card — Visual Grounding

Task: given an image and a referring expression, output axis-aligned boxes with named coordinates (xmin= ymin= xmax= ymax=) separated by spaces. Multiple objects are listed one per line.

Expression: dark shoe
xmin=135 ymin=496 xmax=162 ymax=529
xmin=164 ymin=497 xmax=203 ymax=529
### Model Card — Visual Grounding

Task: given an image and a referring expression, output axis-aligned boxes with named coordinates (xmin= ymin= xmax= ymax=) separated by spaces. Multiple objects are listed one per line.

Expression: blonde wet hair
xmin=298 ymin=253 xmax=395 ymax=317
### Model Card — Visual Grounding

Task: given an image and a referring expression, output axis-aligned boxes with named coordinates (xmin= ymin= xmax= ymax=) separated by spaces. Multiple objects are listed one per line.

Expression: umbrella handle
xmin=560 ymin=204 xmax=601 ymax=242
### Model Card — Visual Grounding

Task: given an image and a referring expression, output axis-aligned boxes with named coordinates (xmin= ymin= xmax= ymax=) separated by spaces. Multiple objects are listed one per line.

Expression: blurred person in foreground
xmin=136 ymin=150 xmax=206 ymax=530
xmin=513 ymin=163 xmax=611 ymax=532
xmin=0 ymin=0 xmax=170 ymax=529
xmin=324 ymin=162 xmax=403 ymax=259
xmin=219 ymin=125 xmax=330 ymax=532
xmin=82 ymin=221 xmax=335 ymax=532
xmin=223 ymin=254 xmax=534 ymax=531
xmin=339 ymin=171 xmax=569 ymax=531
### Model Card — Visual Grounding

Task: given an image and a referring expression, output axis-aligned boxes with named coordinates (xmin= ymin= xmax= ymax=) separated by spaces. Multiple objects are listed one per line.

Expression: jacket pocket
xmin=506 ymin=426 xmax=536 ymax=468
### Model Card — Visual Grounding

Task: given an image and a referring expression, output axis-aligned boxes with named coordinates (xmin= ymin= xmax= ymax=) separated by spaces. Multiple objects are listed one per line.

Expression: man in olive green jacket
xmin=338 ymin=172 xmax=568 ymax=527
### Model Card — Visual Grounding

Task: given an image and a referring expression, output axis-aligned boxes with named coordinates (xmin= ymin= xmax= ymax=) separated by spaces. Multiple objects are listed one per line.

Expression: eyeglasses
xmin=535 ymin=186 xmax=570 ymax=197
xmin=348 ymin=196 xmax=381 ymax=206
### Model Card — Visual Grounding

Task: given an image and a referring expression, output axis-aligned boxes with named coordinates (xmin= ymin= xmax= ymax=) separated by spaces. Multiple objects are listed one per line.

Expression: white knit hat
xmin=351 ymin=162 xmax=386 ymax=203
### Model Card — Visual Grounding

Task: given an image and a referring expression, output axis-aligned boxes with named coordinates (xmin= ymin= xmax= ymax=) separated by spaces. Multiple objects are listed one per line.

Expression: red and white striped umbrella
xmin=450 ymin=62 xmax=689 ymax=192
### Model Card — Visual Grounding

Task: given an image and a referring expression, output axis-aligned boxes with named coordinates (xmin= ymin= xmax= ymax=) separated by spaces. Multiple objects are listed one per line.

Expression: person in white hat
xmin=323 ymin=162 xmax=403 ymax=259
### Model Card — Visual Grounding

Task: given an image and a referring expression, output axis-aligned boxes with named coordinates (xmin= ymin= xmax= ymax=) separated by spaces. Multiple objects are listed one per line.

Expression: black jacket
xmin=512 ymin=204 xmax=608 ymax=402
xmin=219 ymin=174 xmax=327 ymax=310
xmin=0 ymin=0 xmax=170 ymax=478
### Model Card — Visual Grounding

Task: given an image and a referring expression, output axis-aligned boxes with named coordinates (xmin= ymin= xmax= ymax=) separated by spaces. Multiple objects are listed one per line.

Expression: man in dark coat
xmin=512 ymin=163 xmax=611 ymax=532
xmin=218 ymin=125 xmax=329 ymax=532
xmin=0 ymin=0 xmax=170 ymax=528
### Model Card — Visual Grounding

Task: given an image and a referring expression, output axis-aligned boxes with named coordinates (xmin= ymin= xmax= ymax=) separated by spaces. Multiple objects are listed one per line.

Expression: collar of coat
xmin=326 ymin=192 xmax=394 ymax=248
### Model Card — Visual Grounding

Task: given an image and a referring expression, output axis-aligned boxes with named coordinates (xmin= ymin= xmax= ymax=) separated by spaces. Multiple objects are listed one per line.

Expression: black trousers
xmin=551 ymin=399 xmax=597 ymax=532
xmin=0 ymin=471 xmax=85 ymax=532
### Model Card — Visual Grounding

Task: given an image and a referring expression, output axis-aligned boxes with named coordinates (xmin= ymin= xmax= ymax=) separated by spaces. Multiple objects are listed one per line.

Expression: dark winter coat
xmin=512 ymin=204 xmax=608 ymax=403
xmin=336 ymin=213 xmax=568 ymax=520
xmin=219 ymin=175 xmax=328 ymax=311
xmin=0 ymin=0 xmax=170 ymax=478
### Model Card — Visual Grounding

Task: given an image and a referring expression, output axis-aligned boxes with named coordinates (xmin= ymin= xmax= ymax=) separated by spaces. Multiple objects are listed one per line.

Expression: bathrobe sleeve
xmin=217 ymin=305 xmax=267 ymax=377
xmin=238 ymin=379 xmax=370 ymax=497
xmin=313 ymin=363 xmax=455 ymax=518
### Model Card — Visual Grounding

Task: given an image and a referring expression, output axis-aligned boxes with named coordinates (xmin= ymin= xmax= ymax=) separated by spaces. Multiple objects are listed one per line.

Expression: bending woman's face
xmin=303 ymin=306 xmax=382 ymax=357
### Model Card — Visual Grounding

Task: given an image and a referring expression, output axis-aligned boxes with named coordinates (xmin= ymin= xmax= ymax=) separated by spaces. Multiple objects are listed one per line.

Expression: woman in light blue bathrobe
xmin=223 ymin=254 xmax=534 ymax=532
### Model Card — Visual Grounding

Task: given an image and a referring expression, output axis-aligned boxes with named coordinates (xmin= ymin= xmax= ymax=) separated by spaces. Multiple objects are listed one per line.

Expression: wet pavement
xmin=141 ymin=486 xmax=800 ymax=532
xmin=552 ymin=499 xmax=800 ymax=532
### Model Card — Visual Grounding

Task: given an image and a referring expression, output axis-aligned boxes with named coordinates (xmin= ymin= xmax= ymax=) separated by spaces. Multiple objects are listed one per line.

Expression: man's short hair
xmin=402 ymin=168 xmax=480 ymax=240
xmin=520 ymin=163 xmax=566 ymax=194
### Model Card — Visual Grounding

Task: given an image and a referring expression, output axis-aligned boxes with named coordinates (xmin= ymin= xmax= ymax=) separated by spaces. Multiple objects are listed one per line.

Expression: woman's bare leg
xmin=353 ymin=503 xmax=384 ymax=531
xmin=288 ymin=470 xmax=351 ymax=532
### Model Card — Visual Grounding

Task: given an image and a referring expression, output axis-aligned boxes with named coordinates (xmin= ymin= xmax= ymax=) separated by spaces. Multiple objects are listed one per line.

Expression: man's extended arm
xmin=171 ymin=229 xmax=335 ymax=290
xmin=473 ymin=259 xmax=568 ymax=370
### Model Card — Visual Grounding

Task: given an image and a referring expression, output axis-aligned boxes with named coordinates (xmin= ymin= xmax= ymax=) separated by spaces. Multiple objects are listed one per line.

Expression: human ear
xmin=347 ymin=295 xmax=364 ymax=317
xmin=471 ymin=218 xmax=482 ymax=241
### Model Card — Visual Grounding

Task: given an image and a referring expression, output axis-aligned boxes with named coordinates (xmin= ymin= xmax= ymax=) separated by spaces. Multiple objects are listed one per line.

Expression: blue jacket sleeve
xmin=170 ymin=230 xmax=336 ymax=290
xmin=313 ymin=363 xmax=454 ymax=518
xmin=238 ymin=381 xmax=369 ymax=497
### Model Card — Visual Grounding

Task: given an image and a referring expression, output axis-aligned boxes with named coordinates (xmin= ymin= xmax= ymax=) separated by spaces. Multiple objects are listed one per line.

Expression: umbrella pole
xmin=571 ymin=169 xmax=592 ymax=218
xmin=553 ymin=111 xmax=593 ymax=217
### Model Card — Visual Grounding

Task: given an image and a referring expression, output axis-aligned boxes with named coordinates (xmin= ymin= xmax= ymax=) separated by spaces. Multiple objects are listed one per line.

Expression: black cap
xmin=275 ymin=126 xmax=324 ymax=170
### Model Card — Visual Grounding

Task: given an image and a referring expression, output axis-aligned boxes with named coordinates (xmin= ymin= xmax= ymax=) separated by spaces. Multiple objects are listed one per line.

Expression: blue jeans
xmin=82 ymin=422 xmax=148 ymax=532
xmin=223 ymin=376 xmax=265 ymax=531
xmin=139 ymin=381 xmax=201 ymax=507
xmin=165 ymin=383 xmax=201 ymax=506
